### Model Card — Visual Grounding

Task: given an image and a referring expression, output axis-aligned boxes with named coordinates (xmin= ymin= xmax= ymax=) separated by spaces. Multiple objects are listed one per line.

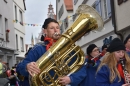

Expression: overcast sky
xmin=25 ymin=0 xmax=56 ymax=44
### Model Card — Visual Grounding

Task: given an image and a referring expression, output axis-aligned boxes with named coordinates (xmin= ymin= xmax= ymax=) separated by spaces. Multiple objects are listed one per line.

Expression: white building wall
xmin=0 ymin=0 xmax=15 ymax=68
xmin=13 ymin=0 xmax=25 ymax=11
xmin=114 ymin=0 xmax=130 ymax=31
xmin=13 ymin=0 xmax=26 ymax=64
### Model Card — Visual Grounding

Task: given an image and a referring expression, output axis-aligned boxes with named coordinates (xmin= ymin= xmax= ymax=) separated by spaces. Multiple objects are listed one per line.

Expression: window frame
xmin=19 ymin=10 xmax=23 ymax=25
xmin=20 ymin=37 xmax=24 ymax=52
xmin=58 ymin=5 xmax=64 ymax=19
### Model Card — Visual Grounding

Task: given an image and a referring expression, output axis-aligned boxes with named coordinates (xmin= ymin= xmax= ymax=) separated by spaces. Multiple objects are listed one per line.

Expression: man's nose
xmin=54 ymin=28 xmax=57 ymax=32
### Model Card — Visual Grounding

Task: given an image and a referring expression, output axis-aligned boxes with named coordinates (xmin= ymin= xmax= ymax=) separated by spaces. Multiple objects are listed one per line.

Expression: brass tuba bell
xmin=30 ymin=4 xmax=104 ymax=86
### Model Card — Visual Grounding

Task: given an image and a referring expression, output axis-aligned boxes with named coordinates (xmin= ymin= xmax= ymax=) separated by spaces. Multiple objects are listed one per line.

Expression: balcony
xmin=0 ymin=39 xmax=6 ymax=47
xmin=14 ymin=50 xmax=20 ymax=55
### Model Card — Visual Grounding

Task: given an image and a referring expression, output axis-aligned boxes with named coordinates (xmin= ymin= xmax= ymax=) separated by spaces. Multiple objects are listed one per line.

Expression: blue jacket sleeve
xmin=69 ymin=63 xmax=87 ymax=86
xmin=96 ymin=65 xmax=123 ymax=86
xmin=16 ymin=44 xmax=46 ymax=77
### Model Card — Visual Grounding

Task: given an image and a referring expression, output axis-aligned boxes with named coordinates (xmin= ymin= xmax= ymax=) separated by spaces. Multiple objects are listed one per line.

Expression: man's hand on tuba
xmin=58 ymin=76 xmax=71 ymax=85
xmin=26 ymin=62 xmax=40 ymax=76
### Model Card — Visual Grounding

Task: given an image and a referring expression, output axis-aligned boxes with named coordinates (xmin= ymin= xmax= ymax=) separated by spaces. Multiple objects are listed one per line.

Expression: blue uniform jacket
xmin=96 ymin=65 xmax=125 ymax=86
xmin=69 ymin=61 xmax=87 ymax=86
xmin=69 ymin=58 xmax=100 ymax=86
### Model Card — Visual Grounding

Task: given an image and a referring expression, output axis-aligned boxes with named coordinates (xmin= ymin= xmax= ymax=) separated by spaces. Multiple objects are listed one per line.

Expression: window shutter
xmin=95 ymin=0 xmax=102 ymax=16
xmin=107 ymin=0 xmax=111 ymax=18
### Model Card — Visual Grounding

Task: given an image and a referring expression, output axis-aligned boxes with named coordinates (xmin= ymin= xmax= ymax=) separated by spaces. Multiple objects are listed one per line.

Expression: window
xmin=58 ymin=5 xmax=64 ymax=19
xmin=64 ymin=17 xmax=68 ymax=29
xmin=20 ymin=37 xmax=24 ymax=52
xmin=95 ymin=0 xmax=102 ymax=16
xmin=5 ymin=18 xmax=8 ymax=30
xmin=5 ymin=18 xmax=9 ymax=42
xmin=19 ymin=10 xmax=23 ymax=25
xmin=72 ymin=14 xmax=78 ymax=22
xmin=74 ymin=0 xmax=78 ymax=5
xmin=0 ymin=15 xmax=2 ymax=38
xmin=14 ymin=5 xmax=17 ymax=20
xmin=16 ymin=34 xmax=18 ymax=50
xmin=60 ymin=23 xmax=64 ymax=34
xmin=103 ymin=0 xmax=111 ymax=19
xmin=103 ymin=0 xmax=108 ymax=19
xmin=95 ymin=0 xmax=111 ymax=20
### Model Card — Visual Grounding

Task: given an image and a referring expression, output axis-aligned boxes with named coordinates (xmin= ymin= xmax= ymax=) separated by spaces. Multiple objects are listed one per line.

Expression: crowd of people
xmin=0 ymin=61 xmax=20 ymax=86
xmin=1 ymin=18 xmax=130 ymax=86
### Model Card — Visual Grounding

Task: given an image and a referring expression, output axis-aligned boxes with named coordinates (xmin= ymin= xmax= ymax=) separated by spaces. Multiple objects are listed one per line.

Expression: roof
xmin=64 ymin=0 xmax=73 ymax=11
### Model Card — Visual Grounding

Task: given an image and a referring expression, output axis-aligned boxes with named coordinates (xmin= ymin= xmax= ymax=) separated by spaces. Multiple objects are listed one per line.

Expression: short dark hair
xmin=124 ymin=34 xmax=130 ymax=44
xmin=42 ymin=18 xmax=59 ymax=29
xmin=102 ymin=45 xmax=108 ymax=50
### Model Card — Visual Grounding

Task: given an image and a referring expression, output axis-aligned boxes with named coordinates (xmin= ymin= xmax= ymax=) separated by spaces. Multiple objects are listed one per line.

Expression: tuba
xmin=30 ymin=4 xmax=103 ymax=86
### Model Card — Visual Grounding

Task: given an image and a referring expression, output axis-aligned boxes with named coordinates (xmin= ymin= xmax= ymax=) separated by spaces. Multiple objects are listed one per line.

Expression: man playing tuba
xmin=16 ymin=18 xmax=61 ymax=85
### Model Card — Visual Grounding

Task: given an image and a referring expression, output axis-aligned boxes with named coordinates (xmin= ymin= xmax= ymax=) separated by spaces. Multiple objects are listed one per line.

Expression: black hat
xmin=102 ymin=44 xmax=108 ymax=50
xmin=42 ymin=18 xmax=58 ymax=29
xmin=107 ymin=38 xmax=125 ymax=53
xmin=87 ymin=44 xmax=97 ymax=56
xmin=124 ymin=34 xmax=130 ymax=44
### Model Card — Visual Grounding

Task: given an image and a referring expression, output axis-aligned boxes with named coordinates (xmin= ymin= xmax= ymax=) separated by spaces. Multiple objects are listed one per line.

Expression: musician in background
xmin=124 ymin=34 xmax=130 ymax=56
xmin=96 ymin=38 xmax=130 ymax=86
xmin=59 ymin=44 xmax=101 ymax=86
xmin=100 ymin=44 xmax=108 ymax=57
xmin=16 ymin=18 xmax=61 ymax=85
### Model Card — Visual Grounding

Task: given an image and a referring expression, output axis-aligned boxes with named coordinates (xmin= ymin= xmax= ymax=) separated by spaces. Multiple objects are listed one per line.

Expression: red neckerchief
xmin=100 ymin=52 xmax=105 ymax=57
xmin=117 ymin=63 xmax=125 ymax=82
xmin=93 ymin=57 xmax=99 ymax=62
xmin=44 ymin=37 xmax=57 ymax=50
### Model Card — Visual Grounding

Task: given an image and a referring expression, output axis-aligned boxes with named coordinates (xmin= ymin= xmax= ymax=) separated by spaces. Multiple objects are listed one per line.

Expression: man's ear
xmin=43 ymin=29 xmax=47 ymax=35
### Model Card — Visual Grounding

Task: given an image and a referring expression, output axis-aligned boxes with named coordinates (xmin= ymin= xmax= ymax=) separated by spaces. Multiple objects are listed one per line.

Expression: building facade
xmin=113 ymin=0 xmax=130 ymax=39
xmin=13 ymin=0 xmax=26 ymax=63
xmin=0 ymin=0 xmax=16 ymax=68
xmin=56 ymin=0 xmax=118 ymax=55
xmin=56 ymin=0 xmax=74 ymax=33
